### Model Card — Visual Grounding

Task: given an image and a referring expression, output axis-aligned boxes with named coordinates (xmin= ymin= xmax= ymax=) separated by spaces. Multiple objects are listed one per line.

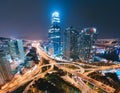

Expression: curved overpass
xmin=0 ymin=61 xmax=84 ymax=93
xmin=35 ymin=42 xmax=116 ymax=93
xmin=0 ymin=42 xmax=117 ymax=93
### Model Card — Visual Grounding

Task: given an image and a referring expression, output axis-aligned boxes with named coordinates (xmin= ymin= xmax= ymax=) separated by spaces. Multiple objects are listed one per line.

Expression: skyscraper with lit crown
xmin=78 ymin=27 xmax=97 ymax=62
xmin=48 ymin=12 xmax=61 ymax=55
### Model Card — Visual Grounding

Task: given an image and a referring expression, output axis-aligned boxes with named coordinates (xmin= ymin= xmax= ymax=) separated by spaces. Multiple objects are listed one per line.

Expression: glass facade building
xmin=48 ymin=12 xmax=61 ymax=55
xmin=78 ymin=28 xmax=97 ymax=62
xmin=63 ymin=27 xmax=79 ymax=60
xmin=9 ymin=39 xmax=25 ymax=62
xmin=0 ymin=46 xmax=13 ymax=86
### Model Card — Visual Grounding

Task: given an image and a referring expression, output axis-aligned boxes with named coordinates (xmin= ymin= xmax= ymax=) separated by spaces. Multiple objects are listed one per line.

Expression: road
xmin=0 ymin=42 xmax=119 ymax=93
xmin=34 ymin=42 xmax=116 ymax=93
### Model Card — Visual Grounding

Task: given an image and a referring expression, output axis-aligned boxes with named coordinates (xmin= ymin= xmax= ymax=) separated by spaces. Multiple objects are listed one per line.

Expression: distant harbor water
xmin=104 ymin=69 xmax=120 ymax=79
xmin=115 ymin=69 xmax=120 ymax=79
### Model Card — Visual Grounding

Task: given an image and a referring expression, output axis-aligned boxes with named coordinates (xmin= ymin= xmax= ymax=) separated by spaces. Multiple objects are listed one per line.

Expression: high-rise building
xmin=78 ymin=28 xmax=97 ymax=62
xmin=9 ymin=40 xmax=19 ymax=60
xmin=48 ymin=12 xmax=61 ymax=55
xmin=17 ymin=40 xmax=25 ymax=62
xmin=63 ymin=27 xmax=79 ymax=60
xmin=9 ymin=39 xmax=25 ymax=62
xmin=0 ymin=49 xmax=13 ymax=86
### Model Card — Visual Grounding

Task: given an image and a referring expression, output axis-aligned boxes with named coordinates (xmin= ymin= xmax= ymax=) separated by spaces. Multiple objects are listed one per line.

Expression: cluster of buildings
xmin=95 ymin=39 xmax=120 ymax=62
xmin=47 ymin=12 xmax=97 ymax=62
xmin=0 ymin=37 xmax=25 ymax=86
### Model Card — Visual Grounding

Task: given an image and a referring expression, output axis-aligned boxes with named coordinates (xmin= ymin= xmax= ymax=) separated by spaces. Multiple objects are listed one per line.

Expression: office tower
xmin=63 ymin=27 xmax=79 ymax=60
xmin=9 ymin=39 xmax=25 ymax=62
xmin=0 ymin=49 xmax=13 ymax=86
xmin=17 ymin=40 xmax=25 ymax=62
xmin=78 ymin=28 xmax=97 ymax=62
xmin=9 ymin=39 xmax=19 ymax=60
xmin=48 ymin=12 xmax=61 ymax=55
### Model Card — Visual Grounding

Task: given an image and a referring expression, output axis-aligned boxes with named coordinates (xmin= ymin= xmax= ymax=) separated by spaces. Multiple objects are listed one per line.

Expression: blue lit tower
xmin=48 ymin=12 xmax=61 ymax=55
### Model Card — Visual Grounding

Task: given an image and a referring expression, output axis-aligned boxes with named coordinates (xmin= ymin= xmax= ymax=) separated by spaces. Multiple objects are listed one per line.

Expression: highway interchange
xmin=0 ymin=42 xmax=120 ymax=93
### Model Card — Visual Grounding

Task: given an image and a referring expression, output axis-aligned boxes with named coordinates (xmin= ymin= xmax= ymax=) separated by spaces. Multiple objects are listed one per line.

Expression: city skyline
xmin=0 ymin=1 xmax=120 ymax=92
xmin=0 ymin=0 xmax=120 ymax=40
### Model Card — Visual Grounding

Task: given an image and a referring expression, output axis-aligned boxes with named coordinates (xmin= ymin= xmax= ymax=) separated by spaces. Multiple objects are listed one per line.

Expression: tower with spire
xmin=48 ymin=12 xmax=61 ymax=55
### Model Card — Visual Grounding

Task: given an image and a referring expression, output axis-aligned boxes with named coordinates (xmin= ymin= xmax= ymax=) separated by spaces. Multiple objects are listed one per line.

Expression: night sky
xmin=0 ymin=0 xmax=120 ymax=40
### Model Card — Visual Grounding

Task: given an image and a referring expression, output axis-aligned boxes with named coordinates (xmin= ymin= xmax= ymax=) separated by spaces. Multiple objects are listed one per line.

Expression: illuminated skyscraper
xmin=63 ymin=27 xmax=79 ymax=60
xmin=48 ymin=12 xmax=61 ymax=55
xmin=9 ymin=39 xmax=25 ymax=62
xmin=17 ymin=40 xmax=25 ymax=62
xmin=0 ymin=49 xmax=13 ymax=86
xmin=78 ymin=28 xmax=97 ymax=62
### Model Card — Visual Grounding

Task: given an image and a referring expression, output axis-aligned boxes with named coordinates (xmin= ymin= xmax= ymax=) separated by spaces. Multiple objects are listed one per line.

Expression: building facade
xmin=48 ymin=12 xmax=61 ymax=55
xmin=9 ymin=39 xmax=25 ymax=62
xmin=63 ymin=27 xmax=79 ymax=60
xmin=17 ymin=40 xmax=25 ymax=62
xmin=78 ymin=28 xmax=97 ymax=62
xmin=0 ymin=48 xmax=13 ymax=86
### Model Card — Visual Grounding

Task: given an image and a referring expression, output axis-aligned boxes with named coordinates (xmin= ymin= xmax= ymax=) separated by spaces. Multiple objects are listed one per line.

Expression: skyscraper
xmin=17 ymin=39 xmax=25 ymax=62
xmin=9 ymin=39 xmax=25 ymax=62
xmin=63 ymin=27 xmax=79 ymax=60
xmin=78 ymin=28 xmax=97 ymax=62
xmin=0 ymin=49 xmax=13 ymax=86
xmin=48 ymin=12 xmax=61 ymax=55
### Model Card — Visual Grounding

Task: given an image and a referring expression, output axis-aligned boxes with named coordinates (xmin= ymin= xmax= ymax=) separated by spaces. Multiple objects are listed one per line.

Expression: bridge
xmin=34 ymin=42 xmax=116 ymax=93
xmin=1 ymin=42 xmax=120 ymax=93
xmin=0 ymin=60 xmax=85 ymax=93
xmin=22 ymin=61 xmax=116 ymax=93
